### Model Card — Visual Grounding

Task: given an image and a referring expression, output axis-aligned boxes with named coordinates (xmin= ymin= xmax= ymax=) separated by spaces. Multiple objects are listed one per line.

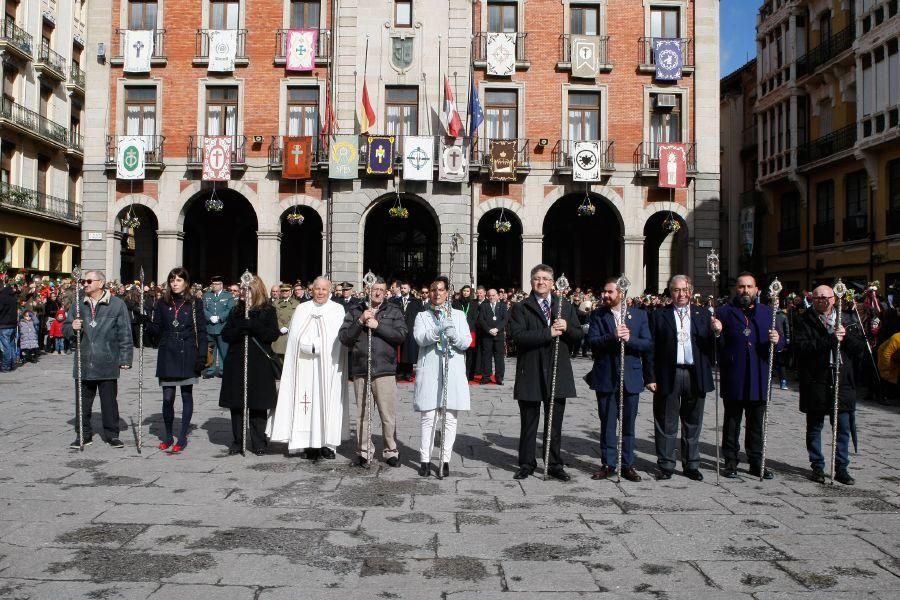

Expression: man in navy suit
xmin=716 ymin=272 xmax=784 ymax=480
xmin=646 ymin=275 xmax=721 ymax=481
xmin=476 ymin=288 xmax=508 ymax=385
xmin=586 ymin=278 xmax=652 ymax=482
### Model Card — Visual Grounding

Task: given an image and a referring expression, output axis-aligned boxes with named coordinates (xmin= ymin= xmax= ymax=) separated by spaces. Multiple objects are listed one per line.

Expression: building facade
xmin=82 ymin=0 xmax=720 ymax=294
xmin=1 ymin=0 xmax=86 ymax=278
xmin=749 ymin=0 xmax=900 ymax=293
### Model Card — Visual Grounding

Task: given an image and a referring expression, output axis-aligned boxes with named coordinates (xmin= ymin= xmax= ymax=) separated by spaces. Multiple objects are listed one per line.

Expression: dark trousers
xmin=596 ymin=391 xmax=640 ymax=468
xmin=479 ymin=335 xmax=505 ymax=381
xmin=229 ymin=408 xmax=269 ymax=451
xmin=397 ymin=362 xmax=414 ymax=379
xmin=162 ymin=385 xmax=194 ymax=444
xmin=722 ymin=400 xmax=766 ymax=469
xmin=517 ymin=398 xmax=567 ymax=470
xmin=653 ymin=367 xmax=705 ymax=472
xmin=465 ymin=346 xmax=479 ymax=380
xmin=76 ymin=379 xmax=120 ymax=440
xmin=206 ymin=333 xmax=228 ymax=375
xmin=806 ymin=410 xmax=851 ymax=472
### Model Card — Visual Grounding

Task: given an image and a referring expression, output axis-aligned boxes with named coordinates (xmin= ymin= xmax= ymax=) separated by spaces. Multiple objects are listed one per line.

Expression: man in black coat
xmin=646 ymin=275 xmax=721 ymax=481
xmin=793 ymin=284 xmax=866 ymax=485
xmin=508 ymin=264 xmax=584 ymax=481
xmin=476 ymin=288 xmax=508 ymax=385
xmin=389 ymin=281 xmax=422 ymax=381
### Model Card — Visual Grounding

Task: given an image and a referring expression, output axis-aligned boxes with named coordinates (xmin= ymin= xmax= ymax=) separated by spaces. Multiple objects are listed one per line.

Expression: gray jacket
xmin=64 ymin=291 xmax=134 ymax=380
xmin=338 ymin=301 xmax=408 ymax=380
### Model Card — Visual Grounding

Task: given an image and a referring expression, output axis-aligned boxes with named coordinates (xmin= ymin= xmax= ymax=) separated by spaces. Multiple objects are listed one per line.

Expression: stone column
xmin=623 ymin=235 xmax=645 ymax=293
xmin=105 ymin=231 xmax=122 ymax=282
xmin=257 ymin=231 xmax=282 ymax=286
xmin=156 ymin=230 xmax=184 ymax=280
xmin=521 ymin=234 xmax=543 ymax=289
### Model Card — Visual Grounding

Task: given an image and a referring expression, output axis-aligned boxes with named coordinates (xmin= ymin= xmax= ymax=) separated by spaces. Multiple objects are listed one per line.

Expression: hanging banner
xmin=654 ymin=38 xmax=683 ymax=81
xmin=658 ymin=143 xmax=687 ymax=189
xmin=328 ymin=134 xmax=358 ymax=180
xmin=207 ymin=29 xmax=237 ymax=72
xmin=439 ymin=138 xmax=469 ymax=183
xmin=286 ymin=29 xmax=317 ymax=72
xmin=740 ymin=207 xmax=755 ymax=256
xmin=366 ymin=135 xmax=394 ymax=176
xmin=402 ymin=136 xmax=434 ymax=181
xmin=489 ymin=139 xmax=517 ymax=181
xmin=572 ymin=141 xmax=601 ymax=182
xmin=123 ymin=29 xmax=154 ymax=73
xmin=116 ymin=136 xmax=146 ymax=180
xmin=486 ymin=33 xmax=516 ymax=76
xmin=202 ymin=136 xmax=232 ymax=181
xmin=282 ymin=136 xmax=312 ymax=180
xmin=571 ymin=35 xmax=599 ymax=78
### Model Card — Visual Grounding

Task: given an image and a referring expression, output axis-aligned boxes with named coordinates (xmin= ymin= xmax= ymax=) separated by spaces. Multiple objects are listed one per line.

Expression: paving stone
xmin=762 ymin=534 xmax=888 ymax=560
xmin=693 ymin=559 xmax=806 ymax=592
xmin=774 ymin=560 xmax=900 ymax=592
xmin=501 ymin=560 xmax=600 ymax=592
xmin=145 ymin=583 xmax=257 ymax=600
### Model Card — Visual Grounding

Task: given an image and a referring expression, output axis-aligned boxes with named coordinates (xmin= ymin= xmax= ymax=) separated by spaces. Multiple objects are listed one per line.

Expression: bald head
xmin=811 ymin=285 xmax=835 ymax=315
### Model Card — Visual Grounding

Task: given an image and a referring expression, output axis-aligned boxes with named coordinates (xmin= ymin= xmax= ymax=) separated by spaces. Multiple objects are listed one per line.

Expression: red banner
xmin=283 ymin=136 xmax=312 ymax=180
xmin=658 ymin=143 xmax=687 ymax=189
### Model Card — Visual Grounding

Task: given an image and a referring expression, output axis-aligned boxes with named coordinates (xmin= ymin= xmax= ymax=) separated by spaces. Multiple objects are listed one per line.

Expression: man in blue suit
xmin=202 ymin=275 xmax=235 ymax=378
xmin=587 ymin=278 xmax=652 ymax=481
xmin=716 ymin=272 xmax=784 ymax=479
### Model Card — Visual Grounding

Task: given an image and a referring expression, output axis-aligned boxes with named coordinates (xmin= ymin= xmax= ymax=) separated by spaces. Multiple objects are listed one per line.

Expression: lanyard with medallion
xmin=171 ymin=300 xmax=187 ymax=327
xmin=742 ymin=314 xmax=752 ymax=338
xmin=676 ymin=308 xmax=690 ymax=343
xmin=88 ymin=299 xmax=99 ymax=327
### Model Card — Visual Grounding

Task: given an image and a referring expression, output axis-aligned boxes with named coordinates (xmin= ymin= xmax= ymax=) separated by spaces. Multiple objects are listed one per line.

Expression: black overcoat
xmin=218 ymin=303 xmax=280 ymax=410
xmin=147 ymin=297 xmax=207 ymax=379
xmin=646 ymin=304 xmax=715 ymax=397
xmin=389 ymin=295 xmax=423 ymax=364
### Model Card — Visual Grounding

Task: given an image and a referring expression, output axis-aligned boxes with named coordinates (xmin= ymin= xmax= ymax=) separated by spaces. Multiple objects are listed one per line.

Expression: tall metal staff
xmin=137 ymin=266 xmax=145 ymax=454
xmin=759 ymin=277 xmax=782 ymax=481
xmin=830 ymin=279 xmax=847 ymax=484
xmin=543 ymin=273 xmax=569 ymax=481
xmin=73 ymin=266 xmax=84 ymax=452
xmin=615 ymin=274 xmax=631 ymax=483
xmin=239 ymin=270 xmax=254 ymax=456
xmin=706 ymin=251 xmax=721 ymax=485
xmin=360 ymin=269 xmax=378 ymax=467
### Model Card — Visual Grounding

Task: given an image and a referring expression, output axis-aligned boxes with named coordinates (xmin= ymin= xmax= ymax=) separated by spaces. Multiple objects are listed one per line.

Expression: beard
xmin=737 ymin=294 xmax=752 ymax=308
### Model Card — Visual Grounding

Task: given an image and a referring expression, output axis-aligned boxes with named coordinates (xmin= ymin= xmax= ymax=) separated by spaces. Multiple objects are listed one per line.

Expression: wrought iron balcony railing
xmin=633 ymin=141 xmax=697 ymax=172
xmin=777 ymin=226 xmax=801 ymax=251
xmin=69 ymin=63 xmax=85 ymax=89
xmin=111 ymin=28 xmax=167 ymax=61
xmin=36 ymin=43 xmax=67 ymax=79
xmin=274 ymin=29 xmax=332 ymax=64
xmin=472 ymin=32 xmax=528 ymax=66
xmin=0 ymin=18 xmax=33 ymax=58
xmin=268 ymin=135 xmax=328 ymax=168
xmin=558 ymin=34 xmax=611 ymax=70
xmin=0 ymin=98 xmax=69 ymax=146
xmin=551 ymin=140 xmax=615 ymax=172
xmin=105 ymin=135 xmax=166 ymax=166
xmin=68 ymin=131 xmax=84 ymax=154
xmin=0 ymin=181 xmax=81 ymax=224
xmin=187 ymin=135 xmax=247 ymax=165
xmin=471 ymin=138 xmax=531 ymax=170
xmin=195 ymin=29 xmax=247 ymax=61
xmin=843 ymin=215 xmax=869 ymax=241
xmin=796 ymin=24 xmax=855 ymax=78
xmin=797 ymin=123 xmax=857 ymax=166
xmin=638 ymin=37 xmax=694 ymax=69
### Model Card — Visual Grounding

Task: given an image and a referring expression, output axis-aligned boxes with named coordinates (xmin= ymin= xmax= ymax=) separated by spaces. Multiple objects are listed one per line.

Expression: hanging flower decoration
xmin=121 ymin=206 xmax=141 ymax=230
xmin=389 ymin=193 xmax=408 ymax=219
xmin=494 ymin=207 xmax=512 ymax=233
xmin=285 ymin=207 xmax=305 ymax=226
xmin=662 ymin=214 xmax=681 ymax=234
xmin=577 ymin=201 xmax=596 ymax=217
xmin=205 ymin=196 xmax=224 ymax=212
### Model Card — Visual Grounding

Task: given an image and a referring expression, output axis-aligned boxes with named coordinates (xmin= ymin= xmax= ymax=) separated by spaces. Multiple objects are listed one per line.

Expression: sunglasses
xmin=79 ymin=279 xmax=99 ymax=285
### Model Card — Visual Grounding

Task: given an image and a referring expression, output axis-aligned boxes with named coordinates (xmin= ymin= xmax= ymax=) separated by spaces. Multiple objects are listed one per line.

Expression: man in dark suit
xmin=716 ymin=272 xmax=784 ymax=480
xmin=586 ymin=278 xmax=652 ymax=482
xmin=508 ymin=264 xmax=583 ymax=481
xmin=388 ymin=280 xmax=422 ymax=381
xmin=646 ymin=275 xmax=721 ymax=481
xmin=476 ymin=288 xmax=508 ymax=385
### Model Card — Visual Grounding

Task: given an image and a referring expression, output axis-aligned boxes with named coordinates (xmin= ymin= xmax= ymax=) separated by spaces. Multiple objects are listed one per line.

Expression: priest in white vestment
xmin=267 ymin=277 xmax=347 ymax=457
xmin=413 ymin=276 xmax=472 ymax=477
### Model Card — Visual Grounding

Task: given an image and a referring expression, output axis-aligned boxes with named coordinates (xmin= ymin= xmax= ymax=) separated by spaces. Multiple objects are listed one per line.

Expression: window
xmin=0 ymin=141 xmax=12 ymax=185
xmin=818 ymin=99 xmax=832 ymax=137
xmin=485 ymin=89 xmax=518 ymax=139
xmin=818 ymin=10 xmax=831 ymax=43
xmin=845 ymin=170 xmax=868 ymax=240
xmin=385 ymin=87 xmax=418 ymax=136
xmin=571 ymin=5 xmax=599 ymax=35
xmin=128 ymin=0 xmax=158 ymax=30
xmin=649 ymin=92 xmax=681 ymax=147
xmin=287 ymin=87 xmax=318 ymax=136
xmin=290 ymin=0 xmax=320 ymax=29
xmin=816 ymin=180 xmax=834 ymax=223
xmin=650 ymin=6 xmax=679 ymax=38
xmin=70 ymin=100 xmax=82 ymax=138
xmin=567 ymin=92 xmax=600 ymax=140
xmin=206 ymin=86 xmax=238 ymax=136
xmin=37 ymin=156 xmax=50 ymax=196
xmin=394 ymin=0 xmax=412 ymax=28
xmin=68 ymin=167 xmax=80 ymax=205
xmin=24 ymin=240 xmax=40 ymax=270
xmin=2 ymin=68 xmax=15 ymax=104
xmin=891 ymin=159 xmax=900 ymax=211
xmin=124 ymin=87 xmax=157 ymax=144
xmin=210 ymin=0 xmax=239 ymax=29
xmin=488 ymin=1 xmax=517 ymax=33
xmin=780 ymin=192 xmax=799 ymax=230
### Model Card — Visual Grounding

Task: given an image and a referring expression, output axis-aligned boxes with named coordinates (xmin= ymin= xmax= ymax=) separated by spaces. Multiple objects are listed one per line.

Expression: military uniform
xmin=202 ymin=284 xmax=236 ymax=377
xmin=273 ymin=289 xmax=299 ymax=357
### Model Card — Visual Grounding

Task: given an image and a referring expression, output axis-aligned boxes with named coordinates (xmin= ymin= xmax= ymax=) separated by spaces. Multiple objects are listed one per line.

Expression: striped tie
xmin=542 ymin=298 xmax=551 ymax=324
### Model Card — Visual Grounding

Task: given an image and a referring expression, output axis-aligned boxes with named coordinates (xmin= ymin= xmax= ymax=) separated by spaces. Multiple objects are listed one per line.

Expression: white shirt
xmin=674 ymin=305 xmax=693 ymax=365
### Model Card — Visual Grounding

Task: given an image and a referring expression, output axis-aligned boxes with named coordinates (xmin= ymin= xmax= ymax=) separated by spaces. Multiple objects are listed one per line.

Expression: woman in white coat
xmin=413 ymin=276 xmax=472 ymax=477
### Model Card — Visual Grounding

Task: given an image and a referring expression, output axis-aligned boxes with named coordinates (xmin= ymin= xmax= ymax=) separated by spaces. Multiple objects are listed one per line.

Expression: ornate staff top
xmin=833 ymin=278 xmax=847 ymax=300
xmin=555 ymin=273 xmax=570 ymax=294
xmin=768 ymin=277 xmax=782 ymax=299
xmin=362 ymin=269 xmax=377 ymax=289
xmin=72 ymin=265 xmax=82 ymax=280
xmin=239 ymin=270 xmax=254 ymax=289
xmin=706 ymin=250 xmax=720 ymax=280
xmin=616 ymin=274 xmax=631 ymax=294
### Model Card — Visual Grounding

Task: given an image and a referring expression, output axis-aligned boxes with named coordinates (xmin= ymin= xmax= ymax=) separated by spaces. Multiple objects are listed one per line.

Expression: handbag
xmin=251 ymin=336 xmax=283 ymax=380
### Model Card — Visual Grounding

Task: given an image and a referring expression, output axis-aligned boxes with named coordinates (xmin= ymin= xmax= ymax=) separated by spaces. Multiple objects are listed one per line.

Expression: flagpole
xmin=437 ymin=34 xmax=442 ymax=137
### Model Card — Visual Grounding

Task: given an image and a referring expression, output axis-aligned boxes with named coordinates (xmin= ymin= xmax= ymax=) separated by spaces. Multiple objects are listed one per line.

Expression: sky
xmin=720 ymin=0 xmax=760 ymax=77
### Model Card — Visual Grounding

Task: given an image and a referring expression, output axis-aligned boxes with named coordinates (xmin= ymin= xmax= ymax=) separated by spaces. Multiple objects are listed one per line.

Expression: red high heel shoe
xmin=170 ymin=443 xmax=185 ymax=454
xmin=158 ymin=441 xmax=172 ymax=451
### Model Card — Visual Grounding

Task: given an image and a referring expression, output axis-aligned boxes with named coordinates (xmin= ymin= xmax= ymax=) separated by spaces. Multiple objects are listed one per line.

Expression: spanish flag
xmin=359 ymin=80 xmax=376 ymax=133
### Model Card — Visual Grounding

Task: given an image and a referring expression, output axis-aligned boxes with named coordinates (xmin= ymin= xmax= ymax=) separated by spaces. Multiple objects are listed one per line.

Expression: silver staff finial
xmin=616 ymin=274 xmax=631 ymax=293
xmin=362 ymin=269 xmax=377 ymax=288
xmin=768 ymin=277 xmax=782 ymax=299
xmin=833 ymin=278 xmax=847 ymax=298
xmin=555 ymin=273 xmax=569 ymax=293
xmin=706 ymin=250 xmax=720 ymax=279
xmin=239 ymin=270 xmax=254 ymax=288
xmin=72 ymin=265 xmax=82 ymax=280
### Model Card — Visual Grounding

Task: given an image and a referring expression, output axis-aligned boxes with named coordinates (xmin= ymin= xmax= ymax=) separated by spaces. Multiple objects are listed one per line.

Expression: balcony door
xmin=210 ymin=0 xmax=239 ymax=29
xmin=287 ymin=87 xmax=318 ymax=136
xmin=385 ymin=87 xmax=418 ymax=137
xmin=125 ymin=87 xmax=157 ymax=150
xmin=649 ymin=93 xmax=682 ymax=152
xmin=206 ymin=86 xmax=238 ymax=138
xmin=487 ymin=1 xmax=517 ymax=33
xmin=568 ymin=92 xmax=600 ymax=142
xmin=290 ymin=0 xmax=320 ymax=29
xmin=650 ymin=7 xmax=679 ymax=38
xmin=128 ymin=0 xmax=158 ymax=30
xmin=485 ymin=89 xmax=517 ymax=140
xmin=570 ymin=5 xmax=599 ymax=35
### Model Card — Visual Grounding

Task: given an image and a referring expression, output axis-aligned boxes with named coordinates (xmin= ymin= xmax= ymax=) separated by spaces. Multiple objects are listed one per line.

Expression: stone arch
xmin=175 ymin=180 xmax=260 ymax=229
xmin=643 ymin=209 xmax=690 ymax=295
xmin=474 ymin=197 xmax=525 ymax=222
xmin=276 ymin=194 xmax=326 ymax=225
xmin=534 ymin=184 xmax=626 ymax=235
xmin=108 ymin=194 xmax=161 ymax=231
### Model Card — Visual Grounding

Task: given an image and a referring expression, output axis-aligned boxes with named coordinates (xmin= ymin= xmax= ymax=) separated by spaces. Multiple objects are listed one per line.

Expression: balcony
xmin=843 ymin=214 xmax=869 ymax=242
xmin=813 ymin=220 xmax=835 ymax=246
xmin=556 ymin=34 xmax=612 ymax=73
xmin=268 ymin=135 xmax=328 ymax=170
xmin=797 ymin=123 xmax=857 ymax=167
xmin=796 ymin=25 xmax=855 ymax=79
xmin=633 ymin=141 xmax=697 ymax=175
xmin=67 ymin=131 xmax=84 ymax=159
xmin=66 ymin=63 xmax=85 ymax=95
xmin=105 ymin=135 xmax=166 ymax=169
xmin=472 ymin=32 xmax=529 ymax=71
xmin=187 ymin=135 xmax=247 ymax=168
xmin=0 ymin=181 xmax=81 ymax=225
xmin=274 ymin=29 xmax=332 ymax=66
xmin=887 ymin=207 xmax=900 ymax=236
xmin=0 ymin=18 xmax=33 ymax=61
xmin=110 ymin=29 xmax=167 ymax=66
xmin=35 ymin=43 xmax=67 ymax=81
xmin=0 ymin=98 xmax=69 ymax=148
xmin=551 ymin=140 xmax=615 ymax=175
xmin=194 ymin=29 xmax=248 ymax=67
xmin=637 ymin=38 xmax=694 ymax=74
xmin=860 ymin=104 xmax=900 ymax=147
xmin=73 ymin=17 xmax=86 ymax=47
xmin=777 ymin=227 xmax=801 ymax=252
xmin=470 ymin=138 xmax=531 ymax=174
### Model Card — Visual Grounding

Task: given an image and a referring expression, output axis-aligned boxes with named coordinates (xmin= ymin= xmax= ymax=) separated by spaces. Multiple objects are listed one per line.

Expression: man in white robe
xmin=268 ymin=277 xmax=347 ymax=458
xmin=413 ymin=276 xmax=472 ymax=477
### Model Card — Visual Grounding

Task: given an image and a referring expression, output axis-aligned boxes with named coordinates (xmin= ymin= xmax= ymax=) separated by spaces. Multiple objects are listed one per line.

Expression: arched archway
xmin=116 ymin=204 xmax=158 ymax=283
xmin=363 ymin=194 xmax=439 ymax=287
xmin=542 ymin=193 xmax=622 ymax=290
xmin=477 ymin=208 xmax=522 ymax=289
xmin=183 ymin=189 xmax=258 ymax=283
xmin=643 ymin=212 xmax=689 ymax=294
xmin=280 ymin=206 xmax=323 ymax=285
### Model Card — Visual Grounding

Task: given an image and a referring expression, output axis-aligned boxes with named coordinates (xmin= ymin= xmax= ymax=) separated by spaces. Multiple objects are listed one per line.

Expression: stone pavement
xmin=1 ymin=351 xmax=899 ymax=600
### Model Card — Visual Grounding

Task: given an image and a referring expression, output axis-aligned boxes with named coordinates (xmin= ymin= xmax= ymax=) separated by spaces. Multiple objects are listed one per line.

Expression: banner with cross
xmin=282 ymin=136 xmax=312 ymax=180
xmin=124 ymin=29 xmax=154 ymax=73
xmin=116 ymin=136 xmax=146 ymax=180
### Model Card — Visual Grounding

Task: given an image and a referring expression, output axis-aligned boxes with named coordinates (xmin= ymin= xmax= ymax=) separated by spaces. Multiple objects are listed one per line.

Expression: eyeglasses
xmin=531 ymin=276 xmax=553 ymax=282
xmin=812 ymin=296 xmax=833 ymax=301
xmin=79 ymin=279 xmax=98 ymax=285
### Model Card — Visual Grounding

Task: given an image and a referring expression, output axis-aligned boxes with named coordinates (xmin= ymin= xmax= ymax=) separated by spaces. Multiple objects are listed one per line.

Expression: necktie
xmin=542 ymin=298 xmax=551 ymax=323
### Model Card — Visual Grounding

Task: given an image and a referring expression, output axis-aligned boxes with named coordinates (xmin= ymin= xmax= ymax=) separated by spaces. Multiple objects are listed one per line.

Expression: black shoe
xmin=320 ymin=447 xmax=336 ymax=460
xmin=513 ymin=466 xmax=533 ymax=480
xmin=202 ymin=372 xmax=214 ymax=379
xmin=749 ymin=466 xmax=774 ymax=480
xmin=834 ymin=471 xmax=855 ymax=486
xmin=810 ymin=466 xmax=826 ymax=484
xmin=495 ymin=379 xmax=503 ymax=386
xmin=385 ymin=456 xmax=400 ymax=468
xmin=69 ymin=436 xmax=92 ymax=449
xmin=591 ymin=465 xmax=615 ymax=480
xmin=621 ymin=466 xmax=642 ymax=482
xmin=299 ymin=448 xmax=320 ymax=460
xmin=722 ymin=467 xmax=740 ymax=479
xmin=654 ymin=470 xmax=673 ymax=481
xmin=547 ymin=466 xmax=571 ymax=482
xmin=441 ymin=462 xmax=450 ymax=477
xmin=253 ymin=447 xmax=269 ymax=456
xmin=683 ymin=468 xmax=703 ymax=482
xmin=418 ymin=462 xmax=431 ymax=477
xmin=227 ymin=444 xmax=241 ymax=456
xmin=352 ymin=455 xmax=370 ymax=469
xmin=107 ymin=438 xmax=124 ymax=449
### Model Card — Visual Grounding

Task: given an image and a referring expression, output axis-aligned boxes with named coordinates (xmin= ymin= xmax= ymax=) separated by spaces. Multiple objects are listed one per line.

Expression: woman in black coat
xmin=218 ymin=273 xmax=280 ymax=455
xmin=145 ymin=267 xmax=207 ymax=453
